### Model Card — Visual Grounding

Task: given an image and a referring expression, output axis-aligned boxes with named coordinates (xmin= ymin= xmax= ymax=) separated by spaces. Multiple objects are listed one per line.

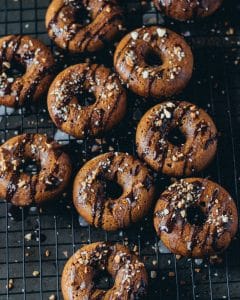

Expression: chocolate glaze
xmin=61 ymin=242 xmax=148 ymax=300
xmin=153 ymin=0 xmax=224 ymax=21
xmin=136 ymin=101 xmax=218 ymax=177
xmin=0 ymin=35 xmax=55 ymax=107
xmin=47 ymin=63 xmax=127 ymax=139
xmin=114 ymin=26 xmax=193 ymax=98
xmin=46 ymin=0 xmax=125 ymax=53
xmin=73 ymin=152 xmax=155 ymax=231
xmin=0 ymin=134 xmax=72 ymax=206
xmin=154 ymin=178 xmax=238 ymax=257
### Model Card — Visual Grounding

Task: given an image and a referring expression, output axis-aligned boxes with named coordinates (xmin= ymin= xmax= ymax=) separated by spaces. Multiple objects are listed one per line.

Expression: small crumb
xmin=32 ymin=270 xmax=40 ymax=277
xmin=195 ymin=268 xmax=201 ymax=273
xmin=210 ymin=255 xmax=223 ymax=265
xmin=150 ymin=270 xmax=157 ymax=278
xmin=24 ymin=233 xmax=32 ymax=241
xmin=133 ymin=245 xmax=138 ymax=253
xmin=91 ymin=144 xmax=100 ymax=152
xmin=152 ymin=259 xmax=158 ymax=266
xmin=7 ymin=278 xmax=14 ymax=289
xmin=168 ymin=271 xmax=175 ymax=277
xmin=63 ymin=251 xmax=68 ymax=258
xmin=49 ymin=295 xmax=56 ymax=300
xmin=45 ymin=249 xmax=50 ymax=257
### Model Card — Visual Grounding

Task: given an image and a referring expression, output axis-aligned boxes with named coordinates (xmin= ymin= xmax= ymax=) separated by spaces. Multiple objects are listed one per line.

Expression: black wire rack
xmin=0 ymin=0 xmax=240 ymax=299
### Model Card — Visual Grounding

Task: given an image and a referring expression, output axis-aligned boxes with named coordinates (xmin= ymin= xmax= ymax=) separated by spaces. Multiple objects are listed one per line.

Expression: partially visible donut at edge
xmin=154 ymin=178 xmax=238 ymax=257
xmin=0 ymin=35 xmax=55 ymax=107
xmin=0 ymin=133 xmax=72 ymax=206
xmin=45 ymin=0 xmax=125 ymax=53
xmin=153 ymin=0 xmax=224 ymax=21
xmin=61 ymin=242 xmax=148 ymax=299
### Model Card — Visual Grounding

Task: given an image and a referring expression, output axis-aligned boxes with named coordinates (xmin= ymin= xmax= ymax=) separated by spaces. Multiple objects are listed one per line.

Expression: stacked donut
xmin=0 ymin=0 xmax=238 ymax=299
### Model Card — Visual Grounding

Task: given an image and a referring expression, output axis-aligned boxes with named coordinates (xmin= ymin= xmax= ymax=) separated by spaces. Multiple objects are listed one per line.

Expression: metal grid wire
xmin=0 ymin=0 xmax=240 ymax=299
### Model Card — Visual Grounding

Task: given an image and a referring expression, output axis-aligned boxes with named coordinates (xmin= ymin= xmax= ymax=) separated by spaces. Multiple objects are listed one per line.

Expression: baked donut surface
xmin=73 ymin=152 xmax=155 ymax=231
xmin=61 ymin=242 xmax=148 ymax=300
xmin=154 ymin=178 xmax=238 ymax=257
xmin=114 ymin=26 xmax=193 ymax=98
xmin=47 ymin=63 xmax=127 ymax=139
xmin=0 ymin=134 xmax=72 ymax=206
xmin=0 ymin=35 xmax=55 ymax=107
xmin=46 ymin=0 xmax=124 ymax=53
xmin=153 ymin=0 xmax=223 ymax=21
xmin=136 ymin=101 xmax=218 ymax=177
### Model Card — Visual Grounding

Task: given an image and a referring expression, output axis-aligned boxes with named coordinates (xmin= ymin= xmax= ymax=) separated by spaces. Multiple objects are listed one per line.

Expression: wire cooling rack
xmin=0 ymin=0 xmax=240 ymax=299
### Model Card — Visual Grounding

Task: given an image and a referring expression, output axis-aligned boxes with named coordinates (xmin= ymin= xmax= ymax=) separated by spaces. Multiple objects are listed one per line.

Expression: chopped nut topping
xmin=157 ymin=28 xmax=166 ymax=38
xmin=131 ymin=31 xmax=139 ymax=40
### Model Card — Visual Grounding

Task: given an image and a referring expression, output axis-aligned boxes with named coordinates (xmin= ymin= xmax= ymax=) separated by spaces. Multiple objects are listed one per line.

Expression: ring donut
xmin=46 ymin=0 xmax=125 ymax=53
xmin=0 ymin=134 xmax=72 ymax=206
xmin=114 ymin=26 xmax=193 ymax=98
xmin=136 ymin=101 xmax=218 ymax=177
xmin=61 ymin=242 xmax=148 ymax=299
xmin=153 ymin=0 xmax=223 ymax=21
xmin=0 ymin=35 xmax=55 ymax=107
xmin=47 ymin=63 xmax=127 ymax=139
xmin=154 ymin=178 xmax=238 ymax=257
xmin=73 ymin=152 xmax=155 ymax=231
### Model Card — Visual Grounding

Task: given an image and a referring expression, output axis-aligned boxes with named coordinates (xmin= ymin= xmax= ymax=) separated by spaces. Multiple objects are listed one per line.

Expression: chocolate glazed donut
xmin=61 ymin=242 xmax=148 ymax=299
xmin=0 ymin=134 xmax=72 ymax=206
xmin=154 ymin=178 xmax=238 ymax=257
xmin=46 ymin=0 xmax=125 ymax=53
xmin=73 ymin=152 xmax=155 ymax=231
xmin=114 ymin=26 xmax=193 ymax=98
xmin=136 ymin=101 xmax=218 ymax=177
xmin=0 ymin=35 xmax=55 ymax=107
xmin=153 ymin=0 xmax=224 ymax=21
xmin=47 ymin=63 xmax=127 ymax=139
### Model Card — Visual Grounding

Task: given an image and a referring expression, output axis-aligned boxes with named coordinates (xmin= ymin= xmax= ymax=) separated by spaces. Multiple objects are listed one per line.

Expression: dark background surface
xmin=0 ymin=0 xmax=240 ymax=299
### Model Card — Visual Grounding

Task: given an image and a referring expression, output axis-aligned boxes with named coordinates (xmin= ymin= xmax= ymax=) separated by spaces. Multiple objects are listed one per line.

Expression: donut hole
xmin=167 ymin=127 xmax=186 ymax=146
xmin=144 ymin=49 xmax=162 ymax=67
xmin=104 ymin=179 xmax=123 ymax=200
xmin=93 ymin=269 xmax=114 ymax=290
xmin=5 ymin=60 xmax=25 ymax=80
xmin=19 ymin=158 xmax=40 ymax=176
xmin=186 ymin=205 xmax=206 ymax=226
xmin=74 ymin=90 xmax=96 ymax=107
xmin=73 ymin=4 xmax=92 ymax=26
